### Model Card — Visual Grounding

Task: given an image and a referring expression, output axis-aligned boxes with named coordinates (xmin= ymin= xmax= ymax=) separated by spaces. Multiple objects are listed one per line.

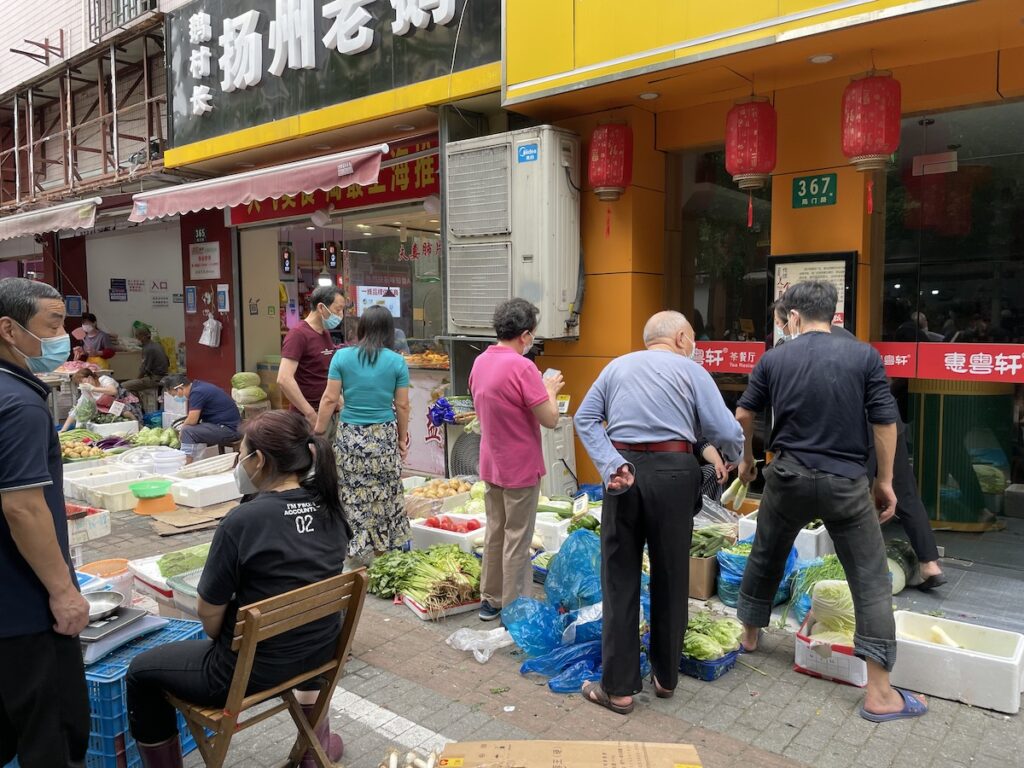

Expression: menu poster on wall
xmin=65 ymin=295 xmax=83 ymax=317
xmin=189 ymin=243 xmax=221 ymax=280
xmin=770 ymin=252 xmax=856 ymax=330
xmin=109 ymin=278 xmax=128 ymax=302
xmin=357 ymin=286 xmax=401 ymax=318
xmin=185 ymin=286 xmax=197 ymax=314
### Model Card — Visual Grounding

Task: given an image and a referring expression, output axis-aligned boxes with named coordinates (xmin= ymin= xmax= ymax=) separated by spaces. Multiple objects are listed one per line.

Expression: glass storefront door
xmin=882 ymin=99 xmax=1024 ymax=572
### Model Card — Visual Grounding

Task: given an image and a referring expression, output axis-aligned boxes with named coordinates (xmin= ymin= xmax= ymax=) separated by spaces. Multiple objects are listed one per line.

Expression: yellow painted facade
xmin=521 ymin=0 xmax=1024 ymax=482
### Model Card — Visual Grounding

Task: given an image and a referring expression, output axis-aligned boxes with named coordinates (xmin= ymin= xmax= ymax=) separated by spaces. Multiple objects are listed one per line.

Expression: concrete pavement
xmin=79 ymin=507 xmax=1021 ymax=768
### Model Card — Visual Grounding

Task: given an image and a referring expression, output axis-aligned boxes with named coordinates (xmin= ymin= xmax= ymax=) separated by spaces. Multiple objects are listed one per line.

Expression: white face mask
xmin=522 ymin=331 xmax=534 ymax=356
xmin=82 ymin=323 xmax=95 ymax=334
xmin=233 ymin=451 xmax=261 ymax=495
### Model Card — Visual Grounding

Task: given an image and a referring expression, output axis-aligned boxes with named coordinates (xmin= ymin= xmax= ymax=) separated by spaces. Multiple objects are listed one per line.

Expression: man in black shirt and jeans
xmin=736 ymin=281 xmax=927 ymax=723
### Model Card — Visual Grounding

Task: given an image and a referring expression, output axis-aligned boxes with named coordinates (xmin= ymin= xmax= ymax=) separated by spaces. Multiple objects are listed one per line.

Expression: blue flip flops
xmin=859 ymin=688 xmax=928 ymax=722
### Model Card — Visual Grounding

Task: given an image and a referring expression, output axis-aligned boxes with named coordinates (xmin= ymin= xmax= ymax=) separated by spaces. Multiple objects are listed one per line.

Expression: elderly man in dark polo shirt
xmin=736 ymin=280 xmax=927 ymax=724
xmin=278 ymin=285 xmax=345 ymax=429
xmin=0 ymin=278 xmax=90 ymax=767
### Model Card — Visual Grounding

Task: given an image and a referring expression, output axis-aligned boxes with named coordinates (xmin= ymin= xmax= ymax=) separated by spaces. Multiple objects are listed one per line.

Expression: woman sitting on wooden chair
xmin=126 ymin=410 xmax=352 ymax=768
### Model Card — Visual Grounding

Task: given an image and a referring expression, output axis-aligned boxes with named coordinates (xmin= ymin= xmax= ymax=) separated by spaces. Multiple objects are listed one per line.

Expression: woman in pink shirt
xmin=469 ymin=299 xmax=564 ymax=621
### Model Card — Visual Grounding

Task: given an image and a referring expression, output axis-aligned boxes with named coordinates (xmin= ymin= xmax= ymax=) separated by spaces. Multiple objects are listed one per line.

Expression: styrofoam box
xmin=128 ymin=555 xmax=174 ymax=601
xmin=401 ymin=476 xmax=430 ymax=491
xmin=85 ymin=475 xmax=176 ymax=513
xmin=409 ymin=513 xmax=484 ymax=554
xmin=87 ymin=420 xmax=140 ymax=437
xmin=891 ymin=610 xmax=1024 ymax=714
xmin=402 ymin=594 xmax=481 ymax=621
xmin=67 ymin=469 xmax=152 ymax=500
xmin=162 ymin=412 xmax=183 ymax=429
xmin=67 ymin=509 xmax=111 ymax=546
xmin=62 ymin=461 xmax=120 ymax=497
xmin=534 ymin=513 xmax=572 ymax=552
xmin=738 ymin=510 xmax=835 ymax=561
xmin=794 ymin=614 xmax=867 ymax=688
xmin=171 ymin=472 xmax=242 ymax=508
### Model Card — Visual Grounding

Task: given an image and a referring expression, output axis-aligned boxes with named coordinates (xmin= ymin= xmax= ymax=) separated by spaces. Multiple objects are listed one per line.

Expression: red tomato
xmin=424 ymin=517 xmax=440 ymax=529
xmin=466 ymin=519 xmax=482 ymax=532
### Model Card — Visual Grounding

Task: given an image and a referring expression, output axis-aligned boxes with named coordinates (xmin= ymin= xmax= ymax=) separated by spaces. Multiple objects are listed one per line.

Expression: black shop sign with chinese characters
xmin=167 ymin=0 xmax=500 ymax=147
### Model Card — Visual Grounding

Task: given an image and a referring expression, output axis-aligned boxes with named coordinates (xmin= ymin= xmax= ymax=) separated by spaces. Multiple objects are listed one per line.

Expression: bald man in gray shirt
xmin=575 ymin=311 xmax=743 ymax=715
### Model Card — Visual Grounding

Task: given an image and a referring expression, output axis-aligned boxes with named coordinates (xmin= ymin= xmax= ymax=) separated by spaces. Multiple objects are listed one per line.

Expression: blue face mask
xmin=321 ymin=305 xmax=342 ymax=330
xmin=15 ymin=324 xmax=71 ymax=374
xmin=173 ymin=395 xmax=187 ymax=404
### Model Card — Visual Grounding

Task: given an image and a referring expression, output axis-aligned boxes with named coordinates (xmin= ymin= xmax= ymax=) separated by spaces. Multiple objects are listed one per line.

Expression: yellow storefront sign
xmin=504 ymin=0 xmax=971 ymax=104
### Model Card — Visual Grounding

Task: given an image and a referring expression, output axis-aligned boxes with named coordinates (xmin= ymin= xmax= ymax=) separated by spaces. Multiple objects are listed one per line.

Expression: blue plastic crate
xmin=90 ymin=709 xmax=129 ymax=742
xmin=679 ymin=648 xmax=740 ymax=681
xmin=143 ymin=412 xmax=163 ymax=428
xmin=86 ymin=620 xmax=204 ymax=683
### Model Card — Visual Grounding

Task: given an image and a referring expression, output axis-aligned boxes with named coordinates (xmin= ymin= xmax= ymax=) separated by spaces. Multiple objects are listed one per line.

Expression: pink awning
xmin=129 ymin=144 xmax=389 ymax=223
xmin=0 ymin=197 xmax=102 ymax=241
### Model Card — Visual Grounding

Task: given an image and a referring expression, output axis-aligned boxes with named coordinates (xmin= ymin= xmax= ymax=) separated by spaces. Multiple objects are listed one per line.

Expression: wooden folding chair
xmin=167 ymin=568 xmax=368 ymax=768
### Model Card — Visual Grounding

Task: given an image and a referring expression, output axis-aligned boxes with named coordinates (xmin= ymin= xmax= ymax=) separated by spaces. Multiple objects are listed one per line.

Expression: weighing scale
xmin=80 ymin=606 xmax=147 ymax=643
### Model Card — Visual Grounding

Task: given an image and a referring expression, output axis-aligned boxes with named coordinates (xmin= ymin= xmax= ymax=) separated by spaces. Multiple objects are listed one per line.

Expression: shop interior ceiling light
xmin=638 ymin=91 xmax=660 ymax=100
xmin=809 ymin=54 xmax=834 ymax=64
xmin=318 ymin=267 xmax=333 ymax=287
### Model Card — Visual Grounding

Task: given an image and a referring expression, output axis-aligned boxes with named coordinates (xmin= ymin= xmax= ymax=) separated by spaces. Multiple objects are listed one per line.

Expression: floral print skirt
xmin=334 ymin=420 xmax=408 ymax=558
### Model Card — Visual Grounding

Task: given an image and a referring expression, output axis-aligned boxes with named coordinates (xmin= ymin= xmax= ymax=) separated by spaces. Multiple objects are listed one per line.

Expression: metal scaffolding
xmin=0 ymin=19 xmax=167 ymax=212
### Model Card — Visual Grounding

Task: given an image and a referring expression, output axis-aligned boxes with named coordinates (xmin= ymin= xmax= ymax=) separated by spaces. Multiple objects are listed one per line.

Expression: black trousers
xmin=600 ymin=450 xmax=700 ymax=697
xmin=0 ymin=631 xmax=90 ymax=768
xmin=867 ymin=421 xmax=940 ymax=563
xmin=126 ymin=639 xmax=335 ymax=745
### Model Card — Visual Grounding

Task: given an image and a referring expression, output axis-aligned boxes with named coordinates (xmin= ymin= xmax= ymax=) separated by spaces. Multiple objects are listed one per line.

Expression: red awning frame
xmin=129 ymin=144 xmax=389 ymax=223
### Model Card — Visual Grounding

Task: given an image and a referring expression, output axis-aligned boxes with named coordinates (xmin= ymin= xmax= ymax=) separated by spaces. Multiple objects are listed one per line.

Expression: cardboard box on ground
xmin=438 ymin=741 xmax=702 ymax=768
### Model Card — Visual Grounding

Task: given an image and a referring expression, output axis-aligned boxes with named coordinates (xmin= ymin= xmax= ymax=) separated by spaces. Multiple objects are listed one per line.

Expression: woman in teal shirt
xmin=315 ymin=306 xmax=411 ymax=560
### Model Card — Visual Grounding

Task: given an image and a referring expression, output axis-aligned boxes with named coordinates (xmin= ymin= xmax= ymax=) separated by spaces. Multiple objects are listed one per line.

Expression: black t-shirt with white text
xmin=198 ymin=488 xmax=350 ymax=677
xmin=738 ymin=330 xmax=898 ymax=478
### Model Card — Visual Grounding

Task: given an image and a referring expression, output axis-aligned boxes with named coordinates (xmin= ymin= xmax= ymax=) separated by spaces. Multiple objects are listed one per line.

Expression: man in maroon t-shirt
xmin=278 ymin=285 xmax=345 ymax=428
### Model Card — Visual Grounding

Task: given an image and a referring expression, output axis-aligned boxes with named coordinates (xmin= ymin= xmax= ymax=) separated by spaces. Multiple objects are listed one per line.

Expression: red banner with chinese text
xmin=916 ymin=343 xmax=1024 ymax=383
xmin=870 ymin=342 xmax=917 ymax=378
xmin=228 ymin=136 xmax=439 ymax=226
xmin=694 ymin=341 xmax=765 ymax=374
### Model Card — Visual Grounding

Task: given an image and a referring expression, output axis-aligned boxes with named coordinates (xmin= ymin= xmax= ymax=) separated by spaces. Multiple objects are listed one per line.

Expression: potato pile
xmin=408 ymin=478 xmax=471 ymax=499
xmin=62 ymin=441 xmax=105 ymax=460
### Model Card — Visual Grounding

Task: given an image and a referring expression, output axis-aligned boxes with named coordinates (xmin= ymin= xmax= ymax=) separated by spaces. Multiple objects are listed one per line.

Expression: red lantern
xmin=842 ymin=74 xmax=901 ymax=172
xmin=588 ymin=124 xmax=633 ymax=201
xmin=725 ymin=99 xmax=777 ymax=190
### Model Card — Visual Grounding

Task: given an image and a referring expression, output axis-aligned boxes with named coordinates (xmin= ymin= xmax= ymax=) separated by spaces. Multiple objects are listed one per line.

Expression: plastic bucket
xmin=79 ymin=558 xmax=133 ymax=599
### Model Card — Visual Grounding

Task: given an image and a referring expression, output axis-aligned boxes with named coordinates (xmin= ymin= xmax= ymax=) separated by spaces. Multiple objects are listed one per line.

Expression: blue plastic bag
xmin=716 ymin=536 xmax=797 ymax=608
xmin=548 ymin=659 xmax=602 ymax=693
xmin=502 ymin=597 xmax=566 ymax=657
xmin=520 ymin=640 xmax=602 ymax=678
xmin=544 ymin=530 xmax=603 ymax=611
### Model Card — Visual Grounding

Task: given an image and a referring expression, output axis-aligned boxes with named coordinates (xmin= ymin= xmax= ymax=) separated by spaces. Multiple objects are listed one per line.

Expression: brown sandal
xmin=651 ymin=675 xmax=674 ymax=699
xmin=582 ymin=681 xmax=634 ymax=715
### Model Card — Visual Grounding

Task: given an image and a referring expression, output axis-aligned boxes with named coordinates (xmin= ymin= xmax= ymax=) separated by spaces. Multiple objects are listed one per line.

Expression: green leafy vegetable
xmin=683 ymin=631 xmax=725 ymax=661
xmin=811 ymin=580 xmax=855 ymax=636
xmin=157 ymin=543 xmax=211 ymax=578
xmin=470 ymin=481 xmax=487 ymax=500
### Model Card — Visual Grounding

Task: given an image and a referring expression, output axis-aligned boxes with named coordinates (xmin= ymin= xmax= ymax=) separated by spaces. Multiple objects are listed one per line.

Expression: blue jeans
xmin=737 ymin=454 xmax=897 ymax=670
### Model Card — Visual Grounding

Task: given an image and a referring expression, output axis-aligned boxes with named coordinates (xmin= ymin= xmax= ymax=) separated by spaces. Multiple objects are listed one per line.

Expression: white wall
xmin=0 ymin=0 xmax=85 ymax=96
xmin=85 ymin=221 xmax=185 ymax=345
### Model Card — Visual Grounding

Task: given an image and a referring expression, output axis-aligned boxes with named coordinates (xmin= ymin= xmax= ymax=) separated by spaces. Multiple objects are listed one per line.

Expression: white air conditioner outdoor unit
xmin=445 ymin=125 xmax=581 ymax=339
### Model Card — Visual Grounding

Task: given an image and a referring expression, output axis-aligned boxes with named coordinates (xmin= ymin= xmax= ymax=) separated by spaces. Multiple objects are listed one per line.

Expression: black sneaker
xmin=479 ymin=600 xmax=501 ymax=621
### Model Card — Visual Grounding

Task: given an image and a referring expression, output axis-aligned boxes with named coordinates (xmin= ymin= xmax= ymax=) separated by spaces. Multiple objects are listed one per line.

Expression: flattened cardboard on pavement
xmin=148 ymin=500 xmax=235 ymax=536
xmin=438 ymin=740 xmax=702 ymax=767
